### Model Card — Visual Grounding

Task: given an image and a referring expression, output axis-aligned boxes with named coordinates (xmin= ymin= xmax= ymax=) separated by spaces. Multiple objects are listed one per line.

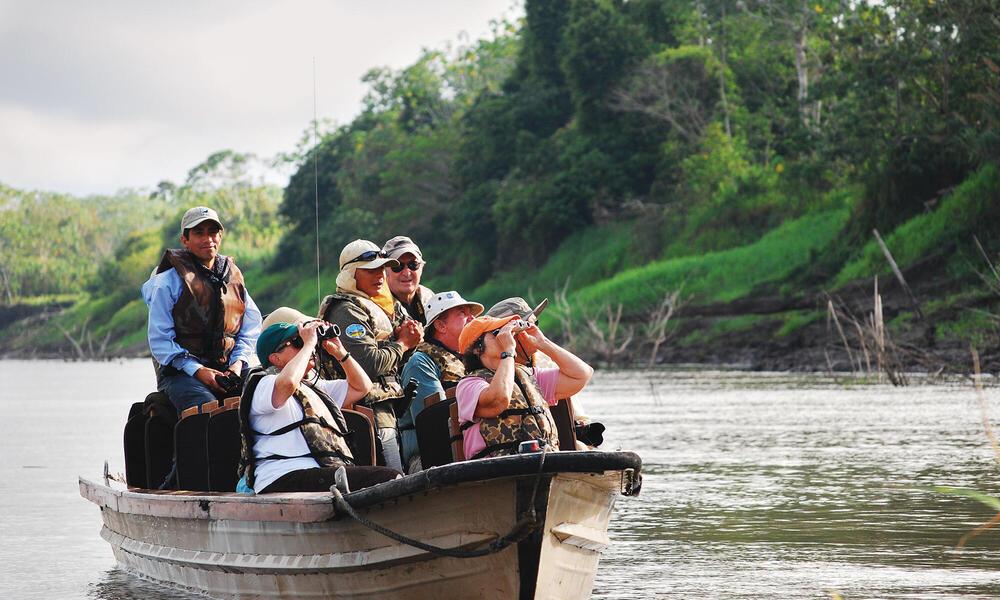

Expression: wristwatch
xmin=500 ymin=351 xmax=513 ymax=360
xmin=338 ymin=353 xmax=351 ymax=363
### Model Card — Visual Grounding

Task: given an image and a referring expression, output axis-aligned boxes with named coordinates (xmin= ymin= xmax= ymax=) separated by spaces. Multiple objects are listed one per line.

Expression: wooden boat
xmin=80 ymin=450 xmax=642 ymax=599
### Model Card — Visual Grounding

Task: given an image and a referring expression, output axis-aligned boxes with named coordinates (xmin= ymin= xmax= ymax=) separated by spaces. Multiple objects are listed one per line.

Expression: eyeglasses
xmin=343 ymin=250 xmax=384 ymax=267
xmin=389 ymin=260 xmax=423 ymax=273
xmin=276 ymin=336 xmax=304 ymax=353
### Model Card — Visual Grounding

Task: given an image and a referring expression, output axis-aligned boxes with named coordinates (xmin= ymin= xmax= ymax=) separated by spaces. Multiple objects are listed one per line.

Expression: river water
xmin=3 ymin=359 xmax=1000 ymax=599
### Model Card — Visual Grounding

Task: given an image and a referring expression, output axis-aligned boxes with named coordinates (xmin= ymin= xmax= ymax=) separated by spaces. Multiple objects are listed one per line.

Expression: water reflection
xmin=87 ymin=569 xmax=205 ymax=600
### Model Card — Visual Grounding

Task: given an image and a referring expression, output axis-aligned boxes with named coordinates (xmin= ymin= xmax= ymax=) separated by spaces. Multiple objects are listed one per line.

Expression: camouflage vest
xmin=467 ymin=365 xmax=559 ymax=459
xmin=239 ymin=370 xmax=354 ymax=489
xmin=153 ymin=249 xmax=246 ymax=378
xmin=415 ymin=339 xmax=465 ymax=388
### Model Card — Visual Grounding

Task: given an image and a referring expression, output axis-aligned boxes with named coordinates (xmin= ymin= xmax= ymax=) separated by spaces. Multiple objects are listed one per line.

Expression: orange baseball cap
xmin=458 ymin=315 xmax=519 ymax=354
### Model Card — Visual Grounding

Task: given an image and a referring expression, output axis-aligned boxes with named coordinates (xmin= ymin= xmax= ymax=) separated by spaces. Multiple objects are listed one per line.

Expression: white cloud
xmin=0 ymin=0 xmax=521 ymax=195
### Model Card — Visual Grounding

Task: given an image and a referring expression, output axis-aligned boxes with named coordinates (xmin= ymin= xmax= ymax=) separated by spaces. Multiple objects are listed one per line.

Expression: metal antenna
xmin=313 ymin=57 xmax=321 ymax=310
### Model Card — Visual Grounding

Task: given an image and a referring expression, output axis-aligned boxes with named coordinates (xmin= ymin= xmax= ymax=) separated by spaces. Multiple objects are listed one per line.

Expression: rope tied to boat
xmin=330 ymin=447 xmax=551 ymax=559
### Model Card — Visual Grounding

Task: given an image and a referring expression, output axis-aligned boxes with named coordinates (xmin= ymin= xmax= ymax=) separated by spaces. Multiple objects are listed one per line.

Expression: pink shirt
xmin=456 ymin=367 xmax=560 ymax=460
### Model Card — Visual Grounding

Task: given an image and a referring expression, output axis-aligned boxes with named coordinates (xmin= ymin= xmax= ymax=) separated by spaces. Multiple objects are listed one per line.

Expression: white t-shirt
xmin=250 ymin=375 xmax=349 ymax=493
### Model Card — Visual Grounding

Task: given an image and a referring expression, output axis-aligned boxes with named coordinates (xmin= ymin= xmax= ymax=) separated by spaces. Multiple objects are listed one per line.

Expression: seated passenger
xmin=455 ymin=316 xmax=594 ymax=460
xmin=382 ymin=236 xmax=433 ymax=325
xmin=317 ymin=239 xmax=423 ymax=473
xmin=398 ymin=291 xmax=483 ymax=473
xmin=486 ymin=297 xmax=605 ymax=449
xmin=241 ymin=319 xmax=400 ymax=494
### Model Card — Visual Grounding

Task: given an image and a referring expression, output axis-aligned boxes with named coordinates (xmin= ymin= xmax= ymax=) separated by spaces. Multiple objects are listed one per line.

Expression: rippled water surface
xmin=3 ymin=360 xmax=1000 ymax=599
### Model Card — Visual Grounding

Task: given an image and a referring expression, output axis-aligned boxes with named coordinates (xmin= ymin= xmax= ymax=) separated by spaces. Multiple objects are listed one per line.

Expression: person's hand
xmin=194 ymin=366 xmax=226 ymax=394
xmin=395 ymin=319 xmax=424 ymax=350
xmin=297 ymin=320 xmax=320 ymax=349
xmin=322 ymin=334 xmax=349 ymax=361
xmin=495 ymin=322 xmax=518 ymax=354
xmin=227 ymin=361 xmax=243 ymax=377
xmin=518 ymin=323 xmax=547 ymax=349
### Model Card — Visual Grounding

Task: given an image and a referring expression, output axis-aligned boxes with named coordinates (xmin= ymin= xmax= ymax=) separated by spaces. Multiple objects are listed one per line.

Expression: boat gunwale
xmin=80 ymin=450 xmax=642 ymax=522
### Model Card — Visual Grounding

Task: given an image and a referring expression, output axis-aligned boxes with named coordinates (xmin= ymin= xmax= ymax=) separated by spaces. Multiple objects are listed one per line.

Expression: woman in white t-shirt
xmin=251 ymin=319 xmax=400 ymax=493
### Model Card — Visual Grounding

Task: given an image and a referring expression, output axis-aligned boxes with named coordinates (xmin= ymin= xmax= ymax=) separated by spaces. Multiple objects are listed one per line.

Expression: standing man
xmin=398 ymin=291 xmax=483 ymax=473
xmin=318 ymin=240 xmax=423 ymax=473
xmin=142 ymin=206 xmax=262 ymax=416
xmin=382 ymin=236 xmax=433 ymax=325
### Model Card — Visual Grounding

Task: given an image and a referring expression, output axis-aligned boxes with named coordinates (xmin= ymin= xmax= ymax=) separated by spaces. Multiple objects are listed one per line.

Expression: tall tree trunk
xmin=793 ymin=26 xmax=810 ymax=127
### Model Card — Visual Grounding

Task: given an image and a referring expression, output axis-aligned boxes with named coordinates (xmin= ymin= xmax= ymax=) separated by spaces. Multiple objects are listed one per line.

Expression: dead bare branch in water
xmin=645 ymin=284 xmax=685 ymax=367
xmin=549 ymin=278 xmax=684 ymax=367
xmin=824 ymin=279 xmax=906 ymax=385
xmin=584 ymin=303 xmax=635 ymax=366
xmin=55 ymin=317 xmax=112 ymax=360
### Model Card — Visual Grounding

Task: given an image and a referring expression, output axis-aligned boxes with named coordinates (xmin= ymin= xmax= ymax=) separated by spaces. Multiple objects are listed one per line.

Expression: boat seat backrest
xmin=415 ymin=397 xmax=456 ymax=469
xmin=447 ymin=402 xmax=466 ymax=462
xmin=550 ymin=397 xmax=578 ymax=451
xmin=342 ymin=408 xmax=377 ymax=466
xmin=175 ymin=411 xmax=211 ymax=491
xmin=207 ymin=407 xmax=241 ymax=492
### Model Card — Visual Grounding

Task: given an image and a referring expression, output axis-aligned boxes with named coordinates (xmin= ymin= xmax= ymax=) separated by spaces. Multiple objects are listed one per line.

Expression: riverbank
xmin=4 ymin=267 xmax=995 ymax=377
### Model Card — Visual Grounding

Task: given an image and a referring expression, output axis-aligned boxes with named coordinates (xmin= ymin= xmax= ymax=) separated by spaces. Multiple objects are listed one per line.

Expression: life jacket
xmin=316 ymin=292 xmax=407 ymax=415
xmin=153 ymin=249 xmax=246 ymax=378
xmin=396 ymin=339 xmax=465 ymax=435
xmin=464 ymin=365 xmax=559 ymax=460
xmin=399 ymin=285 xmax=434 ymax=325
xmin=238 ymin=370 xmax=354 ymax=489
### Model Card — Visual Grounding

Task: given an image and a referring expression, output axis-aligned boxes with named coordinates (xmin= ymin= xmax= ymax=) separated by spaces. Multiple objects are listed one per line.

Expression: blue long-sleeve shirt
xmin=141 ymin=266 xmax=262 ymax=377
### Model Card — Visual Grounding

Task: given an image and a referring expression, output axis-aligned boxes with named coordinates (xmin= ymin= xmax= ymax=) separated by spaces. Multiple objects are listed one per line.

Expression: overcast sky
xmin=0 ymin=1 xmax=520 ymax=196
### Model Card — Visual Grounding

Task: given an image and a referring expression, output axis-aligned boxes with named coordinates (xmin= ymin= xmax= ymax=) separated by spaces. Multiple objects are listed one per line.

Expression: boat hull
xmin=81 ymin=451 xmax=642 ymax=599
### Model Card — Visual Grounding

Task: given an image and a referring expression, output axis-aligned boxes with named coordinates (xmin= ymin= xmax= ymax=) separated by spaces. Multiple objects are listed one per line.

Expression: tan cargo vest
xmin=153 ymin=249 xmax=246 ymax=377
xmin=467 ymin=365 xmax=559 ymax=459
xmin=317 ymin=292 xmax=407 ymax=428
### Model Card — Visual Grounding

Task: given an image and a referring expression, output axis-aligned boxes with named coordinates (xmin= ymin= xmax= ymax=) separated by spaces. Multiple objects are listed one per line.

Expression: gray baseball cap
xmin=180 ymin=206 xmax=224 ymax=234
xmin=382 ymin=235 xmax=423 ymax=260
xmin=485 ymin=297 xmax=533 ymax=320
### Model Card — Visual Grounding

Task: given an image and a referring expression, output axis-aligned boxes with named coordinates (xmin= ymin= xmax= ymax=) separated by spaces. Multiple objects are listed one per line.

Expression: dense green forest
xmin=3 ymin=0 xmax=1000 ymax=373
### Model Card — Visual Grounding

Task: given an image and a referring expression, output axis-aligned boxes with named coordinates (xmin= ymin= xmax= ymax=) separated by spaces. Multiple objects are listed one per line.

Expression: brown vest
xmin=467 ymin=365 xmax=559 ymax=459
xmin=154 ymin=249 xmax=246 ymax=377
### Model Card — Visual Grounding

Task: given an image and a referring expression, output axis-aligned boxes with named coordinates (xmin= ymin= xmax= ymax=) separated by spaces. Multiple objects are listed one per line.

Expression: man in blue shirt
xmin=398 ymin=291 xmax=482 ymax=473
xmin=141 ymin=206 xmax=262 ymax=416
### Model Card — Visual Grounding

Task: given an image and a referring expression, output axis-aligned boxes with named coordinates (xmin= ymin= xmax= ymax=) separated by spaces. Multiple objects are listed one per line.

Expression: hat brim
xmin=386 ymin=245 xmax=423 ymax=260
xmin=183 ymin=216 xmax=224 ymax=232
xmin=427 ymin=300 xmax=485 ymax=327
xmin=353 ymin=257 xmax=399 ymax=270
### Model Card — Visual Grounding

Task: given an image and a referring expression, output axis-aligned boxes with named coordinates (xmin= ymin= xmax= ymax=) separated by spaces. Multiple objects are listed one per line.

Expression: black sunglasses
xmin=276 ymin=335 xmax=304 ymax=352
xmin=344 ymin=250 xmax=385 ymax=267
xmin=389 ymin=260 xmax=423 ymax=273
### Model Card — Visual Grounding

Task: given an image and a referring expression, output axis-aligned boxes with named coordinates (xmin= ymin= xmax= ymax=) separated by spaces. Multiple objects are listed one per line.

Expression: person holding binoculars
xmin=455 ymin=316 xmax=594 ymax=460
xmin=241 ymin=318 xmax=401 ymax=494
xmin=317 ymin=239 xmax=424 ymax=472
